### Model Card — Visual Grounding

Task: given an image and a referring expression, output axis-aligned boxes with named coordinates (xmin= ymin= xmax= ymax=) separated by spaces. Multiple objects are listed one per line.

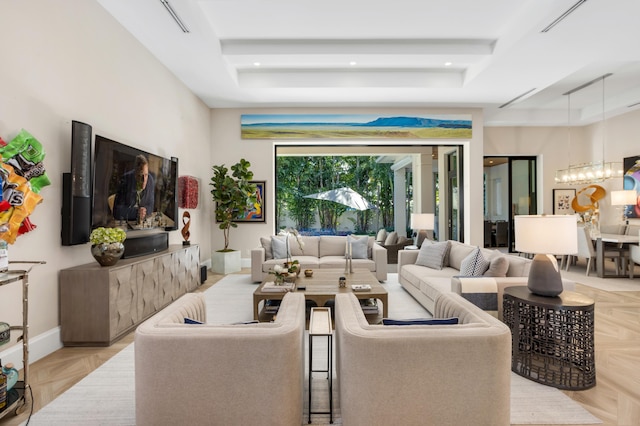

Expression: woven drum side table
xmin=503 ymin=286 xmax=596 ymax=390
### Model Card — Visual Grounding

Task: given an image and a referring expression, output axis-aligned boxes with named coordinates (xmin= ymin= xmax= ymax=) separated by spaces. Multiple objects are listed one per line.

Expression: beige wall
xmin=0 ymin=0 xmax=211 ymax=362
xmin=210 ymin=107 xmax=485 ymax=260
xmin=485 ymin=110 xmax=640 ymax=226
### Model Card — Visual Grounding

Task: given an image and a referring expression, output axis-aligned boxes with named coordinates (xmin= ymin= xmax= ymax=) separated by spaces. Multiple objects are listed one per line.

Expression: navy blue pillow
xmin=184 ymin=317 xmax=203 ymax=324
xmin=382 ymin=317 xmax=459 ymax=326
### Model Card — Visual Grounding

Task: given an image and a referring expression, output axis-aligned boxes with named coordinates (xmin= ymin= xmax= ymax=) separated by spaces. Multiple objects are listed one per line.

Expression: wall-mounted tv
xmin=92 ymin=135 xmax=178 ymax=233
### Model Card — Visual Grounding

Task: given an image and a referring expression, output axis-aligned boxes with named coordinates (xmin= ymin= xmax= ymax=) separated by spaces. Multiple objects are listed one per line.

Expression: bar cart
xmin=0 ymin=261 xmax=45 ymax=419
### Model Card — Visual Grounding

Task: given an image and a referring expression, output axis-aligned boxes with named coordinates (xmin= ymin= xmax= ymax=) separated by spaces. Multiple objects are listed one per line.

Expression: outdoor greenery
xmin=275 ymin=156 xmax=396 ymax=233
xmin=210 ymin=159 xmax=257 ymax=251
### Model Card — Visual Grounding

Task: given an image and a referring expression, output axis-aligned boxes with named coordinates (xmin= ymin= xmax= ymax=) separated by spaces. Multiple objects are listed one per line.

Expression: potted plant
xmin=89 ymin=227 xmax=127 ymax=266
xmin=210 ymin=158 xmax=257 ymax=273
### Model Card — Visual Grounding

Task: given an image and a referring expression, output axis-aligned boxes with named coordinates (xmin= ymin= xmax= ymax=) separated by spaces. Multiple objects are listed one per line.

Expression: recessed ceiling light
xmin=253 ymin=62 xmax=261 ymax=67
xmin=349 ymin=61 xmax=357 ymax=66
xmin=444 ymin=62 xmax=452 ymax=67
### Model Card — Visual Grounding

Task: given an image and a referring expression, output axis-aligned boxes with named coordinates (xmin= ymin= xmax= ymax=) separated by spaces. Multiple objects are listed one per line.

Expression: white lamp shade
xmin=514 ymin=215 xmax=577 ymax=255
xmin=410 ymin=213 xmax=434 ymax=230
xmin=611 ymin=190 xmax=637 ymax=206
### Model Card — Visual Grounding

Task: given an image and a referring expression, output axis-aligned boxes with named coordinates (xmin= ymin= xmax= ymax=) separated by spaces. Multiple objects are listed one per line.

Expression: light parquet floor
xmin=1 ymin=269 xmax=639 ymax=426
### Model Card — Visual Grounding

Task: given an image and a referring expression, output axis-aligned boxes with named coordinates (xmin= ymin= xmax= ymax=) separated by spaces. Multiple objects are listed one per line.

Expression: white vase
xmin=212 ymin=250 xmax=241 ymax=274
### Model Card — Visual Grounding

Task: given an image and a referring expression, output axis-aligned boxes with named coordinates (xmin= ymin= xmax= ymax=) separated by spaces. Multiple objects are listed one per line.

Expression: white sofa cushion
xmin=319 ymin=236 xmax=348 ymax=256
xmin=447 ymin=240 xmax=478 ymax=270
xmin=415 ymin=240 xmax=451 ymax=270
xmin=375 ymin=228 xmax=387 ymax=243
xmin=484 ymin=255 xmax=510 ymax=277
xmin=459 ymin=247 xmax=490 ymax=276
xmin=505 ymin=255 xmax=531 ymax=277
xmin=260 ymin=236 xmax=273 ymax=260
xmin=347 ymin=235 xmax=369 ymax=259
xmin=384 ymin=231 xmax=398 ymax=245
xmin=271 ymin=236 xmax=289 ymax=259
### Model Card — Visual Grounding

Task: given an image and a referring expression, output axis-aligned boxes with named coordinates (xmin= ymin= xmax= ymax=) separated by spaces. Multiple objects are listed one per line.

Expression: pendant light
xmin=555 ymin=74 xmax=624 ymax=184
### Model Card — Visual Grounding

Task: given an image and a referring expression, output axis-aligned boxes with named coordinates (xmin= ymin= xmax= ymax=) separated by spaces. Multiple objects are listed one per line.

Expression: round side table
xmin=502 ymin=286 xmax=596 ymax=390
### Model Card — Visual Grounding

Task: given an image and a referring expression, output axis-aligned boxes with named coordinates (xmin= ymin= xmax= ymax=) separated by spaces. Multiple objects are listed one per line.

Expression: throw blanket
xmin=457 ymin=277 xmax=498 ymax=317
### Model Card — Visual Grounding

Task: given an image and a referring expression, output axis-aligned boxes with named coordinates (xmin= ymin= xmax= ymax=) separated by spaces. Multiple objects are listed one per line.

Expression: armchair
xmin=135 ymin=292 xmax=306 ymax=426
xmin=381 ymin=235 xmax=413 ymax=264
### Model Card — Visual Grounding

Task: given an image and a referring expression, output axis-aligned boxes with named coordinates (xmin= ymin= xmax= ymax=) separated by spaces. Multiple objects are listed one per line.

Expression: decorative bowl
xmin=304 ymin=269 xmax=313 ymax=277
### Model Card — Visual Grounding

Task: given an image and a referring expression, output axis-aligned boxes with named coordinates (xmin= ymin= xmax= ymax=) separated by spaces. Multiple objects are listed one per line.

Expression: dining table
xmin=594 ymin=233 xmax=640 ymax=278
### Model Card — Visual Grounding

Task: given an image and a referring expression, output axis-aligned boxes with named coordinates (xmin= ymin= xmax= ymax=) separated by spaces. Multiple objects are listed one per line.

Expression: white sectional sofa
xmin=335 ymin=291 xmax=512 ymax=426
xmin=398 ymin=240 xmax=575 ymax=318
xmin=251 ymin=234 xmax=387 ymax=282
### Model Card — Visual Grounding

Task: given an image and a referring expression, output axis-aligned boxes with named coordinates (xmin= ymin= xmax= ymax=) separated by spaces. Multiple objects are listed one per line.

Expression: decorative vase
xmin=91 ymin=242 xmax=125 ymax=266
xmin=2 ymin=363 xmax=18 ymax=391
xmin=274 ymin=275 xmax=285 ymax=285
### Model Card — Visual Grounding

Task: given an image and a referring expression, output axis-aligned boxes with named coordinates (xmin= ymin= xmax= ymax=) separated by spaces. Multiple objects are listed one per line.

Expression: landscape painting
xmin=241 ymin=114 xmax=472 ymax=139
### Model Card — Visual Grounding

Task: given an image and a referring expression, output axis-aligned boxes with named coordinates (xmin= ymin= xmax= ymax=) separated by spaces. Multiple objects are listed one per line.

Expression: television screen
xmin=92 ymin=135 xmax=178 ymax=232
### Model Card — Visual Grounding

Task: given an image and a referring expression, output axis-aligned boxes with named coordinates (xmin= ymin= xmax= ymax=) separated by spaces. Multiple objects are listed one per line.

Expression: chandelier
xmin=555 ymin=162 xmax=624 ymax=185
xmin=554 ymin=73 xmax=623 ymax=185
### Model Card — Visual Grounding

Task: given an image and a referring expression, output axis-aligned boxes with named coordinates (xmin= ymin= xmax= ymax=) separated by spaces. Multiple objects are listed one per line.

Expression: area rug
xmin=24 ymin=274 xmax=601 ymax=425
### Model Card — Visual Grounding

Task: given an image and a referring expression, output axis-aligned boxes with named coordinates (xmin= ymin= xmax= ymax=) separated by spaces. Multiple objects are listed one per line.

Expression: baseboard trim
xmin=0 ymin=326 xmax=63 ymax=368
xmin=202 ymin=258 xmax=212 ymax=269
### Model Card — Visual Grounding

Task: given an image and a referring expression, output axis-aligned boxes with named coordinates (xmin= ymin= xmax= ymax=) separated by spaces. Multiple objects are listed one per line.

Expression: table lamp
xmin=610 ymin=189 xmax=637 ymax=224
xmin=514 ymin=215 xmax=577 ymax=297
xmin=410 ymin=213 xmax=435 ymax=247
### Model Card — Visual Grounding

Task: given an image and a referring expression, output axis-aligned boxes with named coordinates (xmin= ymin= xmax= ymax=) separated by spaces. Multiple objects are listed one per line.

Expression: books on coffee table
xmin=265 ymin=299 xmax=281 ymax=314
xmin=262 ymin=281 xmax=296 ymax=292
xmin=360 ymin=298 xmax=379 ymax=314
xmin=351 ymin=284 xmax=372 ymax=292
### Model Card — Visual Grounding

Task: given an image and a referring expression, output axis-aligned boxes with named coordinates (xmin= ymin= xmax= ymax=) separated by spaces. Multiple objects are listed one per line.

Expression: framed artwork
xmin=553 ymin=189 xmax=576 ymax=215
xmin=233 ymin=180 xmax=265 ymax=223
xmin=240 ymin=114 xmax=472 ymax=139
xmin=623 ymin=155 xmax=640 ymax=218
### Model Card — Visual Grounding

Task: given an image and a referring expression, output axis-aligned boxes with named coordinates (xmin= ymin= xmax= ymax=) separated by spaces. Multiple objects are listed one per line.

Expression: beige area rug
xmin=24 ymin=274 xmax=601 ymax=425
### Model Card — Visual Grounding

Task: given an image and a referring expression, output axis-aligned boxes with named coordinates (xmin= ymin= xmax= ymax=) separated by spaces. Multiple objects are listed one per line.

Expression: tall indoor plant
xmin=210 ymin=159 xmax=257 ymax=273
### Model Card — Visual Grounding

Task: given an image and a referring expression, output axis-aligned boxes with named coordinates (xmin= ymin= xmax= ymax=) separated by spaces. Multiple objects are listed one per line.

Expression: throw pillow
xmin=382 ymin=317 xmax=459 ymax=326
xmin=260 ymin=236 xmax=273 ymax=260
xmin=347 ymin=235 xmax=369 ymax=259
xmin=459 ymin=247 xmax=491 ymax=276
xmin=271 ymin=236 xmax=289 ymax=260
xmin=384 ymin=231 xmax=398 ymax=245
xmin=484 ymin=255 xmax=509 ymax=277
xmin=375 ymin=228 xmax=387 ymax=243
xmin=184 ymin=317 xmax=203 ymax=324
xmin=415 ymin=240 xmax=451 ymax=270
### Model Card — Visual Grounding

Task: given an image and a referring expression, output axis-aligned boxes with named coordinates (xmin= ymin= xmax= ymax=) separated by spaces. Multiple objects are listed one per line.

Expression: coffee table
xmin=253 ymin=268 xmax=388 ymax=321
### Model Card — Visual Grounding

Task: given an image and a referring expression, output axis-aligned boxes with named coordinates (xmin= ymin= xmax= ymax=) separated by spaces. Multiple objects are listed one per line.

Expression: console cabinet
xmin=60 ymin=244 xmax=199 ymax=346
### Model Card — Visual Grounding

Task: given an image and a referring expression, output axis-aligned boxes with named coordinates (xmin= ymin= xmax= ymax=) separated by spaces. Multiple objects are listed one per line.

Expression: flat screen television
xmin=92 ymin=135 xmax=178 ymax=233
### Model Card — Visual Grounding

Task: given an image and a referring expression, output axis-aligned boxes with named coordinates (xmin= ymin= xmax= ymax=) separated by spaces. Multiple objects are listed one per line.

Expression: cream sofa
xmin=135 ymin=292 xmax=306 ymax=426
xmin=335 ymin=292 xmax=511 ymax=426
xmin=251 ymin=235 xmax=387 ymax=282
xmin=398 ymin=240 xmax=576 ymax=318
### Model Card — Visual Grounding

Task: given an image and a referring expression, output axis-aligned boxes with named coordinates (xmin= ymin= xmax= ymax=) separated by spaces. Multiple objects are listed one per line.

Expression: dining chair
xmin=567 ymin=225 xmax=625 ymax=275
xmin=603 ymin=224 xmax=638 ymax=276
xmin=627 ymin=228 xmax=640 ymax=279
xmin=484 ymin=220 xmax=493 ymax=247
xmin=494 ymin=221 xmax=508 ymax=247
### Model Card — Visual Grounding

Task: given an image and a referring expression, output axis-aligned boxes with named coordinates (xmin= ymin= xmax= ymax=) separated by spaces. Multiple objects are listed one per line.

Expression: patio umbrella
xmin=303 ymin=187 xmax=376 ymax=211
